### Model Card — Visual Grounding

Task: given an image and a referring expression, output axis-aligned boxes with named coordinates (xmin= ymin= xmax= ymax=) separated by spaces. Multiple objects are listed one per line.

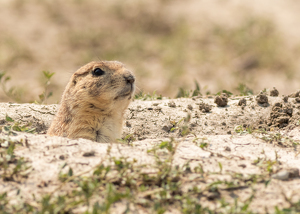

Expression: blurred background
xmin=0 ymin=0 xmax=300 ymax=103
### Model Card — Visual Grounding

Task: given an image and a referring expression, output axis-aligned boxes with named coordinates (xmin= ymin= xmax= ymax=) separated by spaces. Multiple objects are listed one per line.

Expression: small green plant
xmin=58 ymin=164 xmax=74 ymax=182
xmin=2 ymin=115 xmax=36 ymax=135
xmin=0 ymin=71 xmax=24 ymax=102
xmin=216 ymin=89 xmax=233 ymax=97
xmin=38 ymin=71 xmax=55 ymax=104
xmin=176 ymin=80 xmax=202 ymax=98
xmin=234 ymin=125 xmax=253 ymax=135
xmin=135 ymin=90 xmax=162 ymax=100
xmin=193 ymin=137 xmax=209 ymax=149
xmin=257 ymin=132 xmax=299 ymax=148
xmin=0 ymin=136 xmax=277 ymax=213
xmin=0 ymin=138 xmax=31 ymax=181
xmin=236 ymin=83 xmax=254 ymax=96
xmin=0 ymin=70 xmax=55 ymax=103
xmin=252 ymin=156 xmax=279 ymax=175
xmin=168 ymin=115 xmax=192 ymax=137
xmin=117 ymin=134 xmax=135 ymax=145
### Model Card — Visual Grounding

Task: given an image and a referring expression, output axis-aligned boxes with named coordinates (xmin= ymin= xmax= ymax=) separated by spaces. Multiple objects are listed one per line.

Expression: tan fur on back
xmin=47 ymin=61 xmax=135 ymax=143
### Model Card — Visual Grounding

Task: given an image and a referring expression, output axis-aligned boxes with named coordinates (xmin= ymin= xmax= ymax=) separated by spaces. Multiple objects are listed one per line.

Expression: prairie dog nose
xmin=124 ymin=74 xmax=135 ymax=84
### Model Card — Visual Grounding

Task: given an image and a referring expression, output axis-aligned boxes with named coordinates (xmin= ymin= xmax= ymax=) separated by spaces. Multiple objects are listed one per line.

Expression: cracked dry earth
xmin=1 ymin=95 xmax=300 ymax=213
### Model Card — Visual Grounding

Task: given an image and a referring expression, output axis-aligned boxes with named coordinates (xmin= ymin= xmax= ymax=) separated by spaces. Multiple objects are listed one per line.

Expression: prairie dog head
xmin=63 ymin=61 xmax=135 ymax=112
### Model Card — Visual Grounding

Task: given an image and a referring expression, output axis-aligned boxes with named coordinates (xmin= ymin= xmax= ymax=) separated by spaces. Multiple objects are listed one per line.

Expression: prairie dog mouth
xmin=114 ymin=84 xmax=134 ymax=100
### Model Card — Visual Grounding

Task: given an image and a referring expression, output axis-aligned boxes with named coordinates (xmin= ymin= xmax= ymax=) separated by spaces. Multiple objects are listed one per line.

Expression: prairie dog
xmin=47 ymin=61 xmax=135 ymax=142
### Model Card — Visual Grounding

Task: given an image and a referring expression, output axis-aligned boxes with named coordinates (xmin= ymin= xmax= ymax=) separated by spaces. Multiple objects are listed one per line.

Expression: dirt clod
xmin=214 ymin=93 xmax=228 ymax=107
xmin=270 ymin=87 xmax=279 ymax=97
xmin=238 ymin=98 xmax=247 ymax=106
xmin=289 ymin=90 xmax=300 ymax=98
xmin=199 ymin=102 xmax=212 ymax=113
xmin=268 ymin=102 xmax=293 ymax=128
xmin=206 ymin=191 xmax=220 ymax=200
xmin=256 ymin=93 xmax=268 ymax=105
xmin=287 ymin=168 xmax=300 ymax=178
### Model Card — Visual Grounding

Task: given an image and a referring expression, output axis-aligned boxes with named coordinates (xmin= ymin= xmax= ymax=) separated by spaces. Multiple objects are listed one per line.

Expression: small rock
xmin=214 ymin=93 xmax=228 ymax=107
xmin=152 ymin=103 xmax=159 ymax=106
xmin=83 ymin=151 xmax=95 ymax=157
xmin=168 ymin=101 xmax=176 ymax=108
xmin=147 ymin=107 xmax=153 ymax=110
xmin=270 ymin=87 xmax=279 ymax=97
xmin=295 ymin=97 xmax=300 ymax=103
xmin=272 ymin=170 xmax=290 ymax=180
xmin=224 ymin=146 xmax=231 ymax=151
xmin=271 ymin=168 xmax=299 ymax=180
xmin=227 ymin=130 xmax=231 ymax=134
xmin=125 ymin=121 xmax=131 ymax=127
xmin=59 ymin=155 xmax=65 ymax=160
xmin=238 ymin=98 xmax=247 ymax=106
xmin=0 ymin=140 xmax=9 ymax=148
xmin=162 ymin=125 xmax=172 ymax=132
xmin=283 ymin=96 xmax=288 ymax=102
xmin=37 ymin=181 xmax=48 ymax=188
xmin=187 ymin=104 xmax=193 ymax=110
xmin=238 ymin=164 xmax=246 ymax=168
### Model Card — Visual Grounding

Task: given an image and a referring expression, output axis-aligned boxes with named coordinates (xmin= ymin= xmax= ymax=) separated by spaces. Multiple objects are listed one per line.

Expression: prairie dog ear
xmin=72 ymin=77 xmax=77 ymax=85
xmin=72 ymin=75 xmax=77 ymax=86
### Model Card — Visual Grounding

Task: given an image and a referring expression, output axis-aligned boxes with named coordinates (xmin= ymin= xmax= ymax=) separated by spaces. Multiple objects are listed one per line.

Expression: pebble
xmin=168 ymin=101 xmax=176 ymax=108
xmin=271 ymin=168 xmax=299 ymax=180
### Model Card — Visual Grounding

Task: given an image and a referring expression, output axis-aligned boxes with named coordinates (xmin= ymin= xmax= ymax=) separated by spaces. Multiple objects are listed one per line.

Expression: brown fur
xmin=47 ymin=61 xmax=135 ymax=142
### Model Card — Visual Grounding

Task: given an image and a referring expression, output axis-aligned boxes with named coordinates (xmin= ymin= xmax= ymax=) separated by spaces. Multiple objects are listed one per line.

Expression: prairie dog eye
xmin=93 ymin=68 xmax=105 ymax=76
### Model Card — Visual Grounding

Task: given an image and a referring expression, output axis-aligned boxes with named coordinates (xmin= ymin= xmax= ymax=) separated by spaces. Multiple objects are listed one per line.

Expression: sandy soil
xmin=1 ymin=94 xmax=300 ymax=213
